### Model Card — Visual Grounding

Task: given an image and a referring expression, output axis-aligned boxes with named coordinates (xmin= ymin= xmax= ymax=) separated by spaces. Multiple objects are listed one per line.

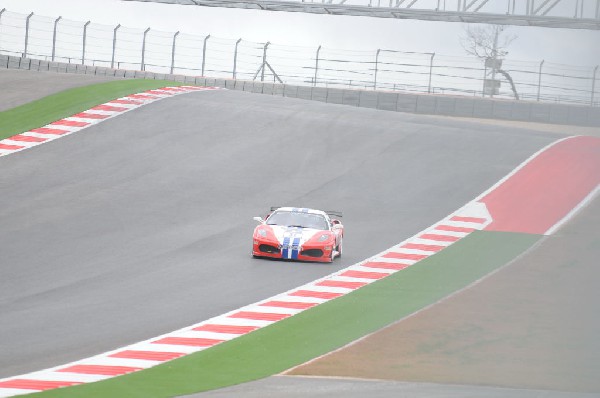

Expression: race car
xmin=252 ymin=207 xmax=344 ymax=263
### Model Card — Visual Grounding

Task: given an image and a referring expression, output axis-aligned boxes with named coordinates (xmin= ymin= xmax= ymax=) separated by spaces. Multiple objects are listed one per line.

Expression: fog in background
xmin=1 ymin=0 xmax=599 ymax=66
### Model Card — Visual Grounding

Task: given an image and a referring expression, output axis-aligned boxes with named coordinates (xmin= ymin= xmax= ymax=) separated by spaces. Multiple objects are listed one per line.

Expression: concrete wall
xmin=2 ymin=54 xmax=599 ymax=127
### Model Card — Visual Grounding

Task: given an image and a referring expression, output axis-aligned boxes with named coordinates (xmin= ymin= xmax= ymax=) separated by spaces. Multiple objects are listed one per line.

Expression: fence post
xmin=202 ymin=34 xmax=210 ymax=76
xmin=23 ymin=12 xmax=34 ymax=58
xmin=170 ymin=31 xmax=179 ymax=75
xmin=82 ymin=20 xmax=90 ymax=65
xmin=141 ymin=27 xmax=150 ymax=71
xmin=574 ymin=0 xmax=583 ymax=18
xmin=0 ymin=8 xmax=6 ymax=51
xmin=111 ymin=24 xmax=120 ymax=69
xmin=427 ymin=52 xmax=435 ymax=93
xmin=481 ymin=59 xmax=488 ymax=97
xmin=537 ymin=59 xmax=544 ymax=101
xmin=374 ymin=49 xmax=381 ymax=90
xmin=233 ymin=38 xmax=241 ymax=79
xmin=314 ymin=45 xmax=321 ymax=87
xmin=592 ymin=65 xmax=598 ymax=106
xmin=51 ymin=16 xmax=61 ymax=61
xmin=261 ymin=41 xmax=270 ymax=82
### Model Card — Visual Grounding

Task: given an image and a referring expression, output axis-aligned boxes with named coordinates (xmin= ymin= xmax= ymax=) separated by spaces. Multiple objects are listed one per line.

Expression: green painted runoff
xmin=28 ymin=230 xmax=541 ymax=398
xmin=0 ymin=79 xmax=186 ymax=140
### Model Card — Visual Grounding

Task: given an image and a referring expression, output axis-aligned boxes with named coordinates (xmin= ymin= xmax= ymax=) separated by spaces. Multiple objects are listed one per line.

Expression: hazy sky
xmin=1 ymin=0 xmax=599 ymax=67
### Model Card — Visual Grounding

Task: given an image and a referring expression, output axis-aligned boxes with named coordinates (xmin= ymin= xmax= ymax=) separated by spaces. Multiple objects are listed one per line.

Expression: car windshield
xmin=267 ymin=211 xmax=329 ymax=230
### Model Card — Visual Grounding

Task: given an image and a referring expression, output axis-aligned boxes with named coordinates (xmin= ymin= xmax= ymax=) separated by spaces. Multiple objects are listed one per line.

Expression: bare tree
xmin=461 ymin=25 xmax=515 ymax=59
xmin=461 ymin=25 xmax=519 ymax=100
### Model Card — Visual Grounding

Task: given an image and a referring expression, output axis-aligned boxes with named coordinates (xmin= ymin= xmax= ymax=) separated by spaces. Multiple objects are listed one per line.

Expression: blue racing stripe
xmin=282 ymin=235 xmax=291 ymax=259
xmin=291 ymin=235 xmax=301 ymax=260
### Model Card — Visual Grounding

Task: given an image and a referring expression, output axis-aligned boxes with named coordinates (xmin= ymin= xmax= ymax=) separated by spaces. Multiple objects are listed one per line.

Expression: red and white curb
xmin=1 ymin=131 xmax=597 ymax=396
xmin=0 ymin=86 xmax=219 ymax=158
xmin=0 ymin=207 xmax=492 ymax=396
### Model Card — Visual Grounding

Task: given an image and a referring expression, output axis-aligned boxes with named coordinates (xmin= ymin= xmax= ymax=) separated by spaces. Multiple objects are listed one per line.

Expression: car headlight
xmin=257 ymin=229 xmax=267 ymax=237
xmin=318 ymin=234 xmax=330 ymax=242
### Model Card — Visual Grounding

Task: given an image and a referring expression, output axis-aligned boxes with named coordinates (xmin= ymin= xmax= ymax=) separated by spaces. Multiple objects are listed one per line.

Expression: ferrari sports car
xmin=252 ymin=207 xmax=344 ymax=263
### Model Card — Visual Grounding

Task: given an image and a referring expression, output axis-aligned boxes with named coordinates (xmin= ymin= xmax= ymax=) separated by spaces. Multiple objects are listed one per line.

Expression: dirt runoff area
xmin=288 ymin=195 xmax=600 ymax=394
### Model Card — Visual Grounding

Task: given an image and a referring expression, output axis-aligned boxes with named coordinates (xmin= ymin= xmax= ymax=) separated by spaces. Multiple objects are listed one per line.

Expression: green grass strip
xmin=30 ymin=231 xmax=540 ymax=398
xmin=0 ymin=79 xmax=186 ymax=141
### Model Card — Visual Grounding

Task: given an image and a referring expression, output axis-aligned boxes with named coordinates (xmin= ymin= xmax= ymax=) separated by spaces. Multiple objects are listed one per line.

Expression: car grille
xmin=259 ymin=244 xmax=280 ymax=254
xmin=300 ymin=249 xmax=323 ymax=258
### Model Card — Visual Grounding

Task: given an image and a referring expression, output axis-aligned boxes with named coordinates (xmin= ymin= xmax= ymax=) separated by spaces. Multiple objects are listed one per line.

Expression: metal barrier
xmin=0 ymin=9 xmax=598 ymax=107
xmin=124 ymin=0 xmax=600 ymax=30
xmin=2 ymin=53 xmax=599 ymax=127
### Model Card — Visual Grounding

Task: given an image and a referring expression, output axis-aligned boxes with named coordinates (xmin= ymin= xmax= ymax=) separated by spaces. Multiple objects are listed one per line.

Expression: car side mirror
xmin=253 ymin=217 xmax=265 ymax=224
xmin=332 ymin=224 xmax=342 ymax=230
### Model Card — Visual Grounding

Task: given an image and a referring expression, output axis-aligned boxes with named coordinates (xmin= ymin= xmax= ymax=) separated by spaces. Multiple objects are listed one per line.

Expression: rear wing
xmin=325 ymin=211 xmax=343 ymax=218
xmin=268 ymin=207 xmax=343 ymax=218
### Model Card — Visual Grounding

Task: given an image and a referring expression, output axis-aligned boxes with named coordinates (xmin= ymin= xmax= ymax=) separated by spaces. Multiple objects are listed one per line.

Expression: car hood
xmin=268 ymin=225 xmax=323 ymax=246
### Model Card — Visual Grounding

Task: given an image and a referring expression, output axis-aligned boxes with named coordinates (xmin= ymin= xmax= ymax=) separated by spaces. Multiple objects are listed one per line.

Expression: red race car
xmin=252 ymin=207 xmax=343 ymax=263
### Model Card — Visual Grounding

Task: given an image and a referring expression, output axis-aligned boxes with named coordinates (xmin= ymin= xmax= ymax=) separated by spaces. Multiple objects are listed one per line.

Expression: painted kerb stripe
xmin=0 ymin=86 xmax=219 ymax=158
xmin=0 ymin=130 xmax=596 ymax=396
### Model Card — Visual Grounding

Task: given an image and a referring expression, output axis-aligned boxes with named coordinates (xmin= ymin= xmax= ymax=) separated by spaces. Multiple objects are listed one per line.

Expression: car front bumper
xmin=252 ymin=240 xmax=333 ymax=263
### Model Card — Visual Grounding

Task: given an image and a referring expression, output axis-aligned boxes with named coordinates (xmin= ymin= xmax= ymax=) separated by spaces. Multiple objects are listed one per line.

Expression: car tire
xmin=336 ymin=237 xmax=343 ymax=259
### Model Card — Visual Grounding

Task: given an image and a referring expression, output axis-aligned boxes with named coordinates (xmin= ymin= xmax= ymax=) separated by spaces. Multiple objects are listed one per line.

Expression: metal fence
xmin=0 ymin=8 xmax=598 ymax=106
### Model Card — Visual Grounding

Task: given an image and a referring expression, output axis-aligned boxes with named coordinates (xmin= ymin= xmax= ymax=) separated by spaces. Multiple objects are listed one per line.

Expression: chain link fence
xmin=0 ymin=9 xmax=598 ymax=106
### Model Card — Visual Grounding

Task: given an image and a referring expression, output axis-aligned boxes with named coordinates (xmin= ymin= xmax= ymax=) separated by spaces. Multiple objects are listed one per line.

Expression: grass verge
xmin=0 ymin=79 xmax=186 ymax=140
xmin=29 ymin=230 xmax=540 ymax=397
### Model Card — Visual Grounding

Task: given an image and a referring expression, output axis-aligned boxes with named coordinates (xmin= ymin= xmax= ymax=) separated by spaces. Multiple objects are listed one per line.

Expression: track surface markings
xmin=0 ymin=86 xmax=218 ymax=158
xmin=479 ymin=136 xmax=600 ymax=235
xmin=0 ymin=130 xmax=597 ymax=397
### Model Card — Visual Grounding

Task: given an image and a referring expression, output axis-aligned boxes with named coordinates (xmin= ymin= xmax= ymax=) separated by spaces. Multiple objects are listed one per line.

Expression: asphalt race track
xmin=0 ymin=75 xmax=560 ymax=381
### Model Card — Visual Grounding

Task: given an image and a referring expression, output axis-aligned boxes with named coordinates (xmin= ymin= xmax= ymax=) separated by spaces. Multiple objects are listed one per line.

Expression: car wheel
xmin=336 ymin=237 xmax=343 ymax=259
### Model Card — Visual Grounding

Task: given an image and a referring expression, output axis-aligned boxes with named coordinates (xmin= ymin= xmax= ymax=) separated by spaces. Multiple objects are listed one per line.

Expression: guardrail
xmin=2 ymin=54 xmax=599 ymax=127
